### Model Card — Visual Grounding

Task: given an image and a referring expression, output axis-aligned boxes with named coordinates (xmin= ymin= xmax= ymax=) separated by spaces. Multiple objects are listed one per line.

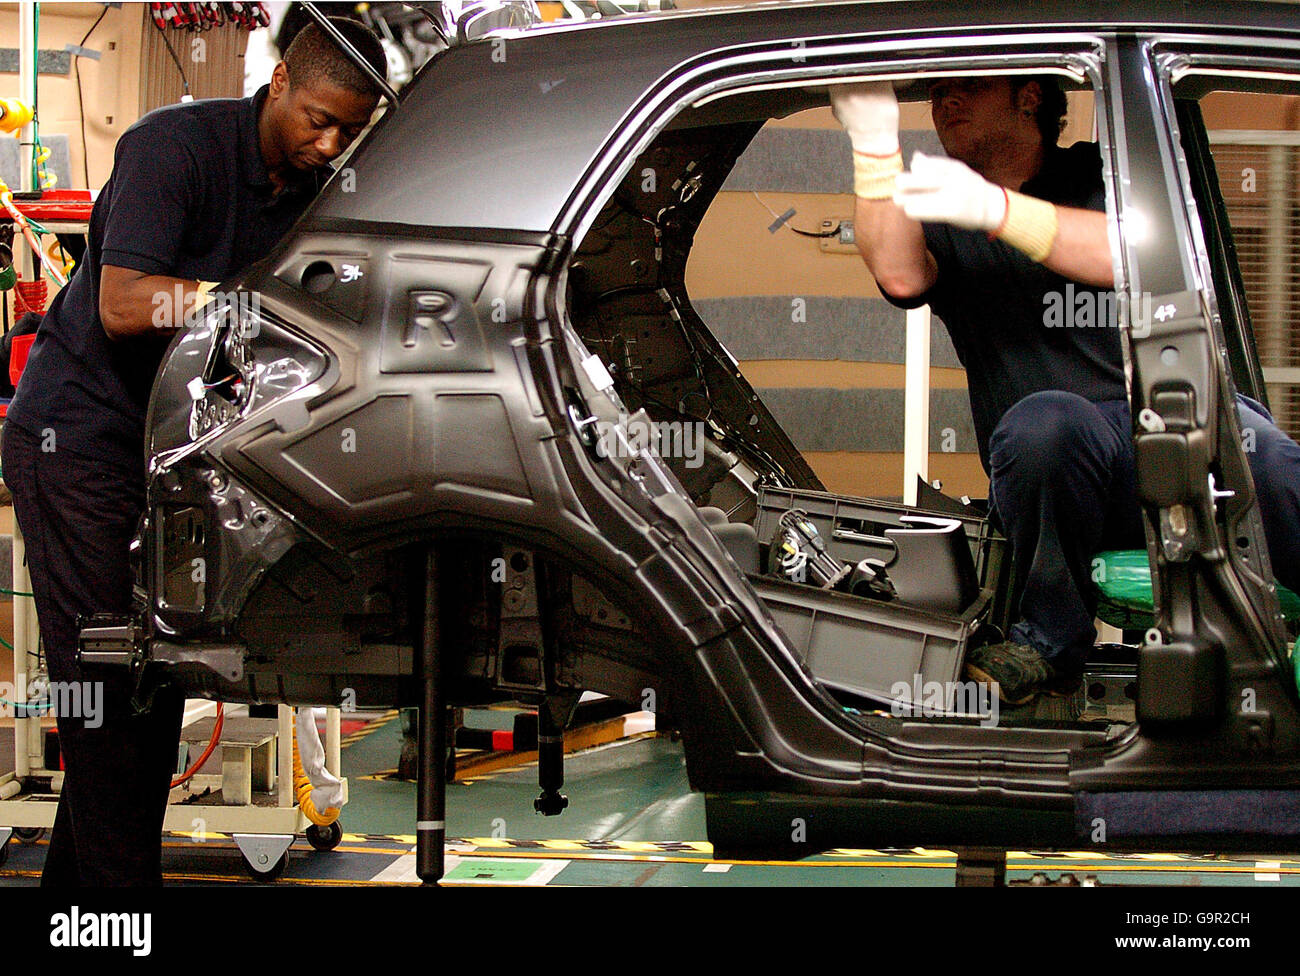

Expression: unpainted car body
xmin=125 ymin=0 xmax=1300 ymax=858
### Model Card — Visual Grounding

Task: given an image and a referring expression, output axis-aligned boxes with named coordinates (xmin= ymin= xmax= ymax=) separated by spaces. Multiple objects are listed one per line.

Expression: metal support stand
xmin=954 ymin=847 xmax=1007 ymax=887
xmin=416 ymin=548 xmax=445 ymax=885
xmin=534 ymin=703 xmax=568 ymax=816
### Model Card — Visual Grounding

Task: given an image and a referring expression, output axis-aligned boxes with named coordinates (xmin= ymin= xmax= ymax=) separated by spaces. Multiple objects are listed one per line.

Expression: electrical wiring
xmin=586 ymin=294 xmax=795 ymax=484
xmin=154 ymin=16 xmax=193 ymax=99
xmin=573 ymin=175 xmax=800 ymax=486
xmin=750 ymin=191 xmax=840 ymax=238
xmin=293 ymin=707 xmax=342 ymax=826
xmin=0 ymin=177 xmax=69 ymax=288
xmin=74 ymin=3 xmax=110 ymax=187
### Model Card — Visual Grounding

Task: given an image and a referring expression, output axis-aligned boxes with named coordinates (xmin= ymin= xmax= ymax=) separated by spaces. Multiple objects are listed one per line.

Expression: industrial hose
xmin=172 ymin=703 xmax=224 ymax=788
xmin=0 ymin=176 xmax=69 ymax=287
xmin=293 ymin=707 xmax=343 ymax=826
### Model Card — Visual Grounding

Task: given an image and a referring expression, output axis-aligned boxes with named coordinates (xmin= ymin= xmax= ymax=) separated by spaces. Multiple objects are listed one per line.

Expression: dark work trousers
xmin=1 ymin=423 xmax=183 ymax=886
xmin=988 ymin=390 xmax=1300 ymax=674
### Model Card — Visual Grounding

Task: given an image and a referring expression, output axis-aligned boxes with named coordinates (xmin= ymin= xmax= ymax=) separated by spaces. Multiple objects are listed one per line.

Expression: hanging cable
xmin=74 ymin=4 xmax=110 ymax=187
xmin=750 ymin=191 xmax=840 ymax=238
xmin=153 ymin=13 xmax=192 ymax=100
xmin=171 ymin=703 xmax=224 ymax=788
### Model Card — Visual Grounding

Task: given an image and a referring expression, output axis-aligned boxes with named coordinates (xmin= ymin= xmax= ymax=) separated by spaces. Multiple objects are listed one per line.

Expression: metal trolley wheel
xmin=305 ymin=820 xmax=343 ymax=852
xmin=242 ymin=849 xmax=290 ymax=882
xmin=233 ymin=833 xmax=295 ymax=882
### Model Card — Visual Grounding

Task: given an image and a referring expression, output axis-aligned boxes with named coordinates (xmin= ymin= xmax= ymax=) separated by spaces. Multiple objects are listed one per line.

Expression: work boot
xmin=965 ymin=640 xmax=1077 ymax=705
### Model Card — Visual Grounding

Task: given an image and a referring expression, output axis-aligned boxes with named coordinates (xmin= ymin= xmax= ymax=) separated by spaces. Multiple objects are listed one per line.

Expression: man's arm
xmin=832 ymin=82 xmax=938 ymax=301
xmin=1044 ymin=205 xmax=1112 ymax=288
xmin=832 ymin=83 xmax=1115 ymax=292
xmin=892 ymin=150 xmax=1115 ymax=288
xmin=95 ymin=124 xmax=217 ymax=341
xmin=99 ymin=265 xmax=215 ymax=340
xmin=853 ymin=195 xmax=938 ymax=300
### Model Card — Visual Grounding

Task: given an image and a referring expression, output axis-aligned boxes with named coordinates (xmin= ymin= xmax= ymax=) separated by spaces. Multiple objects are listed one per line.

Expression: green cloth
xmin=1093 ymin=549 xmax=1300 ymax=627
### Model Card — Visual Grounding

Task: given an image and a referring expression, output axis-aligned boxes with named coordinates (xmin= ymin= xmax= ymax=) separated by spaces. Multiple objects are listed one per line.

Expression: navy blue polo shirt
xmin=883 ymin=141 xmax=1125 ymax=471
xmin=7 ymin=84 xmax=330 ymax=471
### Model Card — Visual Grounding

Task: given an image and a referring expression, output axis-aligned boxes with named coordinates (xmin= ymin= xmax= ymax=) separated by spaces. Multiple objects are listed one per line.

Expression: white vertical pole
xmin=18 ymin=2 xmax=37 ymax=292
xmin=325 ymin=707 xmax=340 ymax=778
xmin=13 ymin=2 xmax=39 ymax=782
xmin=18 ymin=3 xmax=35 ymax=199
xmin=278 ymin=705 xmax=294 ymax=810
xmin=902 ymin=304 xmax=932 ymax=506
xmin=12 ymin=530 xmax=30 ymax=780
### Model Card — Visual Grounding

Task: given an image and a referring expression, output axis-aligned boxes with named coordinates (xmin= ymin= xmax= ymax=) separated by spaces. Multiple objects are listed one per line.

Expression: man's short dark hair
xmin=1013 ymin=75 xmax=1069 ymax=147
xmin=284 ymin=18 xmax=387 ymax=97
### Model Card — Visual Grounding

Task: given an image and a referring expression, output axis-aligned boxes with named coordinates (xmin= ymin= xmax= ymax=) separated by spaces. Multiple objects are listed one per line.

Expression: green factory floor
xmin=4 ymin=710 xmax=1300 ymax=887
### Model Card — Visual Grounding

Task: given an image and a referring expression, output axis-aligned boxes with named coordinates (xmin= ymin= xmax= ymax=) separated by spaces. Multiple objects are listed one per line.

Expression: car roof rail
xmin=403 ymin=1 xmax=542 ymax=45
xmin=453 ymin=1 xmax=542 ymax=44
xmin=299 ymin=1 xmax=402 ymax=108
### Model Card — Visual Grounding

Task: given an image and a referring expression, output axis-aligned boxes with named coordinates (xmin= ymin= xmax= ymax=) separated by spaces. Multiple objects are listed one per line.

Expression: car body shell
xmin=138 ymin=0 xmax=1300 ymax=856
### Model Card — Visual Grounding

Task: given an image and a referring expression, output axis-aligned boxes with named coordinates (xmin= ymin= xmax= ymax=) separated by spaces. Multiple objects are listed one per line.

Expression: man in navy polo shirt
xmin=832 ymin=77 xmax=1300 ymax=706
xmin=2 ymin=18 xmax=385 ymax=886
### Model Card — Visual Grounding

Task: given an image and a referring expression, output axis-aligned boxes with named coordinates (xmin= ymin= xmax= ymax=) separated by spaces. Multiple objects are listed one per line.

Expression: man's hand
xmin=830 ymin=81 xmax=900 ymax=156
xmin=894 ymin=151 xmax=1007 ymax=231
xmin=896 ymin=150 xmax=1062 ymax=265
xmin=892 ymin=151 xmax=1112 ymax=285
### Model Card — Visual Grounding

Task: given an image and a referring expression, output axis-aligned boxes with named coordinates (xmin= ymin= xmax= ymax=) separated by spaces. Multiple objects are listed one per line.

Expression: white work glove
xmin=830 ymin=81 xmax=900 ymax=156
xmin=894 ymin=151 xmax=1060 ymax=262
xmin=893 ymin=151 xmax=1007 ymax=231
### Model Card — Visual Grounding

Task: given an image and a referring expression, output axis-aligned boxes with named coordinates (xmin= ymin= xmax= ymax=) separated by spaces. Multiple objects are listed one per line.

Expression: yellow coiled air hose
xmin=292 ymin=709 xmax=341 ymax=827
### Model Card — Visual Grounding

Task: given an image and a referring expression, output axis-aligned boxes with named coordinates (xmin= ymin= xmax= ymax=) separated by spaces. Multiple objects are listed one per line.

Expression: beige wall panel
xmin=687 ymin=191 xmax=879 ymax=298
xmin=0 ymin=2 xmax=142 ymax=189
xmin=739 ymin=359 xmax=967 ymax=389
xmin=805 ymin=450 xmax=988 ymax=500
xmin=1203 ymin=92 xmax=1300 ymax=131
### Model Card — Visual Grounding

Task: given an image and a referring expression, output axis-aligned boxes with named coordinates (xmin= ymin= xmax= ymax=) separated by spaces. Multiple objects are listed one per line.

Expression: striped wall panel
xmin=686 ymin=107 xmax=988 ymax=500
xmin=694 ymin=295 xmax=962 ymax=367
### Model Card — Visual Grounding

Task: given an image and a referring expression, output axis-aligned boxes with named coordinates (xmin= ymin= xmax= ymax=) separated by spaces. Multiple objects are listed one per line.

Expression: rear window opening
xmin=567 ymin=63 xmax=1146 ymax=732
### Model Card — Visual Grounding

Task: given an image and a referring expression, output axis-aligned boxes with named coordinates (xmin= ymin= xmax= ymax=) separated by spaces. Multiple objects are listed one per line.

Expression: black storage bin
xmin=755 ymin=486 xmax=996 ymax=582
xmin=749 ymin=487 xmax=1008 ymax=712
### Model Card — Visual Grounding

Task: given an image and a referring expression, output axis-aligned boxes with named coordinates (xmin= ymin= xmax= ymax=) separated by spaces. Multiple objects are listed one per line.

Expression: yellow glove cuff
xmin=194 ymin=280 xmax=219 ymax=308
xmin=994 ymin=189 xmax=1059 ymax=262
xmin=852 ymin=149 xmax=903 ymax=200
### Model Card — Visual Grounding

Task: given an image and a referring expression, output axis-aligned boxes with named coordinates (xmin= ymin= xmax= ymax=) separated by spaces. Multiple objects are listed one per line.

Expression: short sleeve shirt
xmin=6 ymin=84 xmax=331 ymax=471
xmin=882 ymin=141 xmax=1125 ymax=471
